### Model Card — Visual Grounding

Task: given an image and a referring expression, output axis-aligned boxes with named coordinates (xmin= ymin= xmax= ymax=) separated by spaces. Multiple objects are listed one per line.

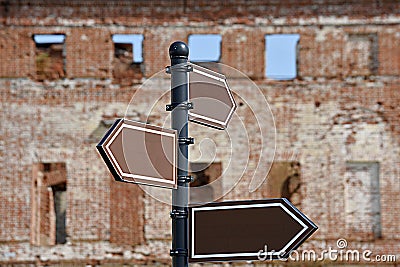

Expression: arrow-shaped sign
xmin=97 ymin=119 xmax=178 ymax=189
xmin=188 ymin=63 xmax=237 ymax=130
xmin=189 ymin=198 xmax=317 ymax=262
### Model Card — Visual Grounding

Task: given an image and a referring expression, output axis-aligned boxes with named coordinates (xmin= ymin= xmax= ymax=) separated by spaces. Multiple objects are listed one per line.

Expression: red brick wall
xmin=0 ymin=1 xmax=399 ymax=265
xmin=378 ymin=29 xmax=400 ymax=76
xmin=66 ymin=28 xmax=112 ymax=78
xmin=1 ymin=1 xmax=399 ymax=25
xmin=0 ymin=29 xmax=33 ymax=78
xmin=110 ymin=180 xmax=144 ymax=245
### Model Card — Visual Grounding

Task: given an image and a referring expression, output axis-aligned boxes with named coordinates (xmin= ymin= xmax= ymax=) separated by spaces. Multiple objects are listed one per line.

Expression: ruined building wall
xmin=0 ymin=1 xmax=399 ymax=265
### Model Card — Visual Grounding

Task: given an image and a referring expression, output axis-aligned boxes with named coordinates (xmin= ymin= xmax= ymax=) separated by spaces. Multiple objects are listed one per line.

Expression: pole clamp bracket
xmin=166 ymin=102 xmax=193 ymax=111
xmin=170 ymin=248 xmax=188 ymax=256
xmin=166 ymin=64 xmax=193 ymax=74
xmin=177 ymin=175 xmax=193 ymax=183
xmin=170 ymin=209 xmax=188 ymax=219
xmin=178 ymin=137 xmax=194 ymax=145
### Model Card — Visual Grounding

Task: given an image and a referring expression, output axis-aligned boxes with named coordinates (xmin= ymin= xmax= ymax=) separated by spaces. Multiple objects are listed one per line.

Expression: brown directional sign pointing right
xmin=189 ymin=198 xmax=317 ymax=262
xmin=188 ymin=63 xmax=237 ymax=130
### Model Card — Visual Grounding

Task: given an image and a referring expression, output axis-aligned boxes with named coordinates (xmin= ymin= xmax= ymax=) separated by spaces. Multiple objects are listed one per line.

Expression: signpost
xmin=97 ymin=119 xmax=178 ymax=189
xmin=168 ymin=41 xmax=191 ymax=267
xmin=96 ymin=41 xmax=317 ymax=267
xmin=188 ymin=63 xmax=237 ymax=130
xmin=189 ymin=198 xmax=318 ymax=262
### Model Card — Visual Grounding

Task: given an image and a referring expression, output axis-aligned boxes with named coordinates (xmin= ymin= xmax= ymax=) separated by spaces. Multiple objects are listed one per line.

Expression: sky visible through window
xmin=265 ymin=34 xmax=300 ymax=80
xmin=112 ymin=34 xmax=144 ymax=63
xmin=34 ymin=33 xmax=300 ymax=79
xmin=188 ymin=34 xmax=222 ymax=62
xmin=34 ymin=34 xmax=65 ymax=44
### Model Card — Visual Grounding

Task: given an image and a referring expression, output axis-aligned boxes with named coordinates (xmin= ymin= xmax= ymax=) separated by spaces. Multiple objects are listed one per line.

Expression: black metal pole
xmin=169 ymin=41 xmax=190 ymax=267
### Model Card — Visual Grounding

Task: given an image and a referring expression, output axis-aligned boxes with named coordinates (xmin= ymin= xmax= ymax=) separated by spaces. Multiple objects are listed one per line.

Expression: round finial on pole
xmin=169 ymin=41 xmax=189 ymax=59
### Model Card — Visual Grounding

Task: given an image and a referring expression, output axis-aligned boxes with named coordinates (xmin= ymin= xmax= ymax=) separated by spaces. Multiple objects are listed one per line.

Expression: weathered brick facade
xmin=0 ymin=1 xmax=399 ymax=266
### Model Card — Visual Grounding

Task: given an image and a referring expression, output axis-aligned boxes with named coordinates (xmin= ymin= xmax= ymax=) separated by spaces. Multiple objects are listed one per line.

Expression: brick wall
xmin=109 ymin=181 xmax=144 ymax=246
xmin=0 ymin=1 xmax=400 ymax=266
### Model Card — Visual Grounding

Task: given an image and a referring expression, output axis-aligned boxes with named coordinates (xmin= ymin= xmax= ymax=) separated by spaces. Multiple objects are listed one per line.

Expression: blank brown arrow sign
xmin=97 ymin=119 xmax=178 ymax=189
xmin=188 ymin=63 xmax=237 ymax=130
xmin=189 ymin=198 xmax=317 ymax=262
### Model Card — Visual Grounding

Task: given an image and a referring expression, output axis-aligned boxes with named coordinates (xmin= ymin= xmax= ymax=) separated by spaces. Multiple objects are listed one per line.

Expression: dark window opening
xmin=112 ymin=34 xmax=144 ymax=85
xmin=280 ymin=163 xmax=301 ymax=202
xmin=52 ymin=182 xmax=67 ymax=244
xmin=33 ymin=34 xmax=66 ymax=81
xmin=43 ymin=162 xmax=51 ymax=172
xmin=189 ymin=162 xmax=222 ymax=203
xmin=256 ymin=162 xmax=302 ymax=206
xmin=31 ymin=162 xmax=67 ymax=245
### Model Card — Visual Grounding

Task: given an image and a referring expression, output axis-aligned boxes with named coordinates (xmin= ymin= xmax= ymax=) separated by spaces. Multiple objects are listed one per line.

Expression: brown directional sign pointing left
xmin=189 ymin=198 xmax=317 ymax=262
xmin=97 ymin=119 xmax=178 ymax=189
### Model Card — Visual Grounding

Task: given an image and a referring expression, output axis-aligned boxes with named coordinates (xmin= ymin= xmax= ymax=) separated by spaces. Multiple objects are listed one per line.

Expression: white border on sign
xmin=191 ymin=203 xmax=308 ymax=259
xmin=189 ymin=66 xmax=236 ymax=128
xmin=105 ymin=122 xmax=177 ymax=186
